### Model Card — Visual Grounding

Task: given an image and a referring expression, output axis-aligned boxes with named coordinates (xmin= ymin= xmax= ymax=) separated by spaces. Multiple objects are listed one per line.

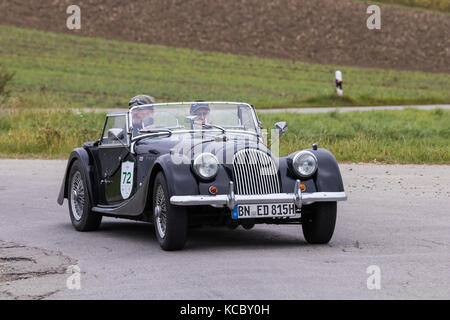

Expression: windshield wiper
xmin=132 ymin=128 xmax=173 ymax=143
xmin=202 ymin=123 xmax=226 ymax=134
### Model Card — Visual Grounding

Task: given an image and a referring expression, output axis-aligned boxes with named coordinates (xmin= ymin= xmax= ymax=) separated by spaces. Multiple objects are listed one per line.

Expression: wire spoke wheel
xmin=70 ymin=171 xmax=85 ymax=221
xmin=152 ymin=172 xmax=187 ymax=250
xmin=67 ymin=160 xmax=102 ymax=231
xmin=155 ymin=184 xmax=168 ymax=238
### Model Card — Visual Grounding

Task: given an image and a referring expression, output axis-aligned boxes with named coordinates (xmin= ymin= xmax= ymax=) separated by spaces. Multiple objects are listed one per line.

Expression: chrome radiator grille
xmin=232 ymin=149 xmax=280 ymax=195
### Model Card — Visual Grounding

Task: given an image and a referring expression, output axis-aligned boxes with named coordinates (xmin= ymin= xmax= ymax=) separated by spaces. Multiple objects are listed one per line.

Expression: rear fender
xmin=57 ymin=148 xmax=95 ymax=205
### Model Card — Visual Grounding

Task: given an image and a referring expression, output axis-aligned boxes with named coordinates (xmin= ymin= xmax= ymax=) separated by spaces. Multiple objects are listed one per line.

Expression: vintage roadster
xmin=57 ymin=102 xmax=347 ymax=250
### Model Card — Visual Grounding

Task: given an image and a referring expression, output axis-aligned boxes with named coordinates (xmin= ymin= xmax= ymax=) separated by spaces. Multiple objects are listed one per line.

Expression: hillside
xmin=1 ymin=26 xmax=449 ymax=109
xmin=0 ymin=0 xmax=449 ymax=73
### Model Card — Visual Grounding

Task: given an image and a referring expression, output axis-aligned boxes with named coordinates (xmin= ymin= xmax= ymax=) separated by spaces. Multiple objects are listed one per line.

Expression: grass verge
xmin=1 ymin=25 xmax=449 ymax=110
xmin=260 ymin=108 xmax=449 ymax=164
xmin=1 ymin=108 xmax=448 ymax=163
xmin=0 ymin=110 xmax=105 ymax=158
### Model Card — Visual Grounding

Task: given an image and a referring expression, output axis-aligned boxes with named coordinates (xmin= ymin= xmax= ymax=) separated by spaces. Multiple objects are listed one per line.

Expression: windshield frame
xmin=128 ymin=101 xmax=260 ymax=139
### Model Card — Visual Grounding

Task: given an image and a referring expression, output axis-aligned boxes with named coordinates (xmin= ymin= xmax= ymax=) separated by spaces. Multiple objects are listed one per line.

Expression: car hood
xmin=135 ymin=132 xmax=273 ymax=161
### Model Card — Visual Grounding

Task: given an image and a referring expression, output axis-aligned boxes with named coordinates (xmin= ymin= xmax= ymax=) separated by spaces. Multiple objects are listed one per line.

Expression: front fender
xmin=287 ymin=148 xmax=344 ymax=192
xmin=57 ymin=148 xmax=95 ymax=205
xmin=311 ymin=148 xmax=344 ymax=192
xmin=152 ymin=154 xmax=198 ymax=196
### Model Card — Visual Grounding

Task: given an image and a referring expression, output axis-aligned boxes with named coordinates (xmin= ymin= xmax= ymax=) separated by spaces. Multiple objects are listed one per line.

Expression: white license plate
xmin=232 ymin=203 xmax=296 ymax=219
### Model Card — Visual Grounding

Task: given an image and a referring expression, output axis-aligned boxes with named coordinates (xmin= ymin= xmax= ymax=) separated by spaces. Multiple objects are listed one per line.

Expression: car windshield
xmin=129 ymin=102 xmax=258 ymax=137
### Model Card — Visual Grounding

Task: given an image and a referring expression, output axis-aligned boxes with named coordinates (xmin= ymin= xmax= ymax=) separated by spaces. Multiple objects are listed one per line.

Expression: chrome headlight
xmin=292 ymin=151 xmax=318 ymax=178
xmin=193 ymin=153 xmax=219 ymax=180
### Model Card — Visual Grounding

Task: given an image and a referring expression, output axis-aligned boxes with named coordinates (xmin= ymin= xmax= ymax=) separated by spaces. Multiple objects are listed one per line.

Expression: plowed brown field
xmin=0 ymin=0 xmax=449 ymax=73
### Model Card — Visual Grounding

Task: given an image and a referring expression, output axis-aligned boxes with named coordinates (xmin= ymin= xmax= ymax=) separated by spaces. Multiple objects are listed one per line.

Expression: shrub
xmin=0 ymin=69 xmax=15 ymax=101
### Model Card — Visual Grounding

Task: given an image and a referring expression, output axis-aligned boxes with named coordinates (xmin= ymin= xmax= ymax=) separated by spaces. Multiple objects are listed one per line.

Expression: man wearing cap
xmin=129 ymin=95 xmax=155 ymax=136
xmin=190 ymin=102 xmax=210 ymax=127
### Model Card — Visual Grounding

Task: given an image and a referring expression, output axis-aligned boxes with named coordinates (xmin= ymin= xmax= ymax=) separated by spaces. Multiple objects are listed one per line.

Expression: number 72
xmin=122 ymin=172 xmax=131 ymax=184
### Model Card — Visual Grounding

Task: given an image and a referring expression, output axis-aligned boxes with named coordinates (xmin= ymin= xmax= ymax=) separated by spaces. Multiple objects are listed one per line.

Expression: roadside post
xmin=335 ymin=71 xmax=343 ymax=96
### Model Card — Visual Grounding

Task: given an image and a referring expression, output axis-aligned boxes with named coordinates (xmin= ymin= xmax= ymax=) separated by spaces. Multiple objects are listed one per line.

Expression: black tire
xmin=153 ymin=172 xmax=188 ymax=251
xmin=301 ymin=202 xmax=337 ymax=244
xmin=225 ymin=219 xmax=239 ymax=230
xmin=241 ymin=219 xmax=255 ymax=230
xmin=68 ymin=160 xmax=102 ymax=231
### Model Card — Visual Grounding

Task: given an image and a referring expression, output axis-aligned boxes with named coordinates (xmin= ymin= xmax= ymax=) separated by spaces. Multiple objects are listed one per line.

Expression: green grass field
xmin=1 ymin=25 xmax=449 ymax=110
xmin=1 ymin=108 xmax=448 ymax=163
xmin=0 ymin=25 xmax=449 ymax=163
xmin=260 ymin=108 xmax=449 ymax=164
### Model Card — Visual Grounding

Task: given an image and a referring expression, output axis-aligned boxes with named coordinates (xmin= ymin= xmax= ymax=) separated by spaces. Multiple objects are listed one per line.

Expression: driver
xmin=190 ymin=102 xmax=210 ymax=126
xmin=129 ymin=95 xmax=155 ymax=136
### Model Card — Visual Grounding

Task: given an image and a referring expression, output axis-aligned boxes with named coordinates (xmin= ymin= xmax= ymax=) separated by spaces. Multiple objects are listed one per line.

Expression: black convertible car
xmin=57 ymin=102 xmax=347 ymax=250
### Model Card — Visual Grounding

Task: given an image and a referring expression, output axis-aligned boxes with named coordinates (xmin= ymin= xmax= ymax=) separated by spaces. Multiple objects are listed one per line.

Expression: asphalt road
xmin=0 ymin=160 xmax=449 ymax=299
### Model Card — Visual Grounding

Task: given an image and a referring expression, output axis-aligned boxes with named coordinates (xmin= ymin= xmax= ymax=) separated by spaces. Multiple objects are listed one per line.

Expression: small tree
xmin=0 ymin=69 xmax=15 ymax=101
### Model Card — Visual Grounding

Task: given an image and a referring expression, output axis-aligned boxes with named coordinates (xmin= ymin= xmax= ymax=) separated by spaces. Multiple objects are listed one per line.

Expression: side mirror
xmin=184 ymin=116 xmax=197 ymax=129
xmin=274 ymin=121 xmax=288 ymax=135
xmin=184 ymin=116 xmax=197 ymax=123
xmin=108 ymin=128 xmax=124 ymax=141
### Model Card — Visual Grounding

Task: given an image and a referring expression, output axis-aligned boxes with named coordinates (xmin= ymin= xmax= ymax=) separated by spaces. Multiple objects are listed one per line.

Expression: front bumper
xmin=170 ymin=180 xmax=347 ymax=210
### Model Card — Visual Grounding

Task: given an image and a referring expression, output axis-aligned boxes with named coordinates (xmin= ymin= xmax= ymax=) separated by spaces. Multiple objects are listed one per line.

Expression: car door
xmin=97 ymin=113 xmax=136 ymax=205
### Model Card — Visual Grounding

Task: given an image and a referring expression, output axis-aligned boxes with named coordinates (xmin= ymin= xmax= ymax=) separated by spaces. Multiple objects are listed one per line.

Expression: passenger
xmin=190 ymin=102 xmax=210 ymax=126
